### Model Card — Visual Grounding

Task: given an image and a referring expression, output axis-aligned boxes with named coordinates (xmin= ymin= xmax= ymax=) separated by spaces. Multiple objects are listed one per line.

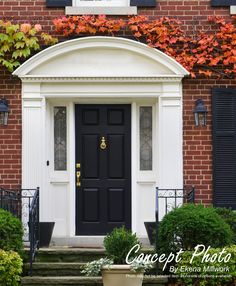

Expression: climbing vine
xmin=0 ymin=20 xmax=58 ymax=72
xmin=0 ymin=16 xmax=235 ymax=77
xmin=53 ymin=15 xmax=236 ymax=78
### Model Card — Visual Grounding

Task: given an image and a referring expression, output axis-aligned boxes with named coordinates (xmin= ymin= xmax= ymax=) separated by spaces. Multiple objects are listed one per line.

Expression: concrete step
xmin=24 ymin=262 xmax=85 ymax=276
xmin=34 ymin=248 xmax=106 ymax=263
xmin=21 ymin=276 xmax=168 ymax=286
xmin=29 ymin=247 xmax=154 ymax=263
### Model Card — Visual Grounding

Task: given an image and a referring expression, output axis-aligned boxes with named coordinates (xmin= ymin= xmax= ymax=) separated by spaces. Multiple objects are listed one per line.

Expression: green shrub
xmin=215 ymin=208 xmax=236 ymax=244
xmin=176 ymin=245 xmax=236 ymax=286
xmin=103 ymin=226 xmax=140 ymax=264
xmin=0 ymin=209 xmax=24 ymax=255
xmin=157 ymin=204 xmax=233 ymax=256
xmin=0 ymin=249 xmax=23 ymax=286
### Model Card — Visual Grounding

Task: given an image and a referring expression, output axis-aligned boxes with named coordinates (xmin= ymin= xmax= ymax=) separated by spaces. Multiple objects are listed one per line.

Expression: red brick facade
xmin=0 ymin=0 xmax=235 ymax=204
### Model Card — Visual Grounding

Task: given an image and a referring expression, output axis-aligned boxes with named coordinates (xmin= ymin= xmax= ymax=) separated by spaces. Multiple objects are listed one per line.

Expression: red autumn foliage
xmin=53 ymin=15 xmax=236 ymax=78
xmin=53 ymin=15 xmax=125 ymax=36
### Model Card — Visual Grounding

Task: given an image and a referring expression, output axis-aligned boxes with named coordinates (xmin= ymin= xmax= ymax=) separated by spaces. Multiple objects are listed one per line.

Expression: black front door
xmin=75 ymin=104 xmax=131 ymax=235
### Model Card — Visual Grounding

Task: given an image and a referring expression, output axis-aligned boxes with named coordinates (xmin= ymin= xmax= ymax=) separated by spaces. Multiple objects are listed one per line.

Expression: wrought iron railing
xmin=155 ymin=186 xmax=195 ymax=223
xmin=0 ymin=188 xmax=21 ymax=217
xmin=0 ymin=187 xmax=40 ymax=275
xmin=154 ymin=186 xmax=195 ymax=243
xmin=28 ymin=188 xmax=39 ymax=275
xmin=145 ymin=186 xmax=195 ymax=245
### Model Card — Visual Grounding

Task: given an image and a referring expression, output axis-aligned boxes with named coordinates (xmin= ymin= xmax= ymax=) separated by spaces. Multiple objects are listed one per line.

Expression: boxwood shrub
xmin=156 ymin=204 xmax=233 ymax=256
xmin=0 ymin=249 xmax=23 ymax=286
xmin=0 ymin=209 xmax=24 ymax=255
xmin=103 ymin=226 xmax=140 ymax=264
xmin=176 ymin=245 xmax=236 ymax=286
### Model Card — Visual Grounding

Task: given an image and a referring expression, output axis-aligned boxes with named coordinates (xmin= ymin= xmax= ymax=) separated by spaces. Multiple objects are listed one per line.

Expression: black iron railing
xmin=154 ymin=186 xmax=195 ymax=243
xmin=0 ymin=187 xmax=40 ymax=275
xmin=144 ymin=186 xmax=196 ymax=245
xmin=0 ymin=188 xmax=21 ymax=217
xmin=155 ymin=186 xmax=195 ymax=223
xmin=28 ymin=188 xmax=39 ymax=275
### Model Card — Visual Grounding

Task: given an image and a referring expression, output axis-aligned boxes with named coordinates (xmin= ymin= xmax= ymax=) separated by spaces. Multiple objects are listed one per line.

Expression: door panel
xmin=75 ymin=104 xmax=131 ymax=235
xmin=108 ymin=134 xmax=124 ymax=178
xmin=82 ymin=135 xmax=99 ymax=178
xmin=107 ymin=188 xmax=125 ymax=222
xmin=83 ymin=188 xmax=100 ymax=222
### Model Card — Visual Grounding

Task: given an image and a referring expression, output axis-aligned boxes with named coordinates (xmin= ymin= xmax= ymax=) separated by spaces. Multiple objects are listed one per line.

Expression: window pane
xmin=140 ymin=107 xmax=152 ymax=171
xmin=54 ymin=107 xmax=67 ymax=171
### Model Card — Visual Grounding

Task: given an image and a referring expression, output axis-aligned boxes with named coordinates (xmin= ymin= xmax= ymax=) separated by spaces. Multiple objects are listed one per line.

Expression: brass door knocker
xmin=100 ymin=136 xmax=107 ymax=150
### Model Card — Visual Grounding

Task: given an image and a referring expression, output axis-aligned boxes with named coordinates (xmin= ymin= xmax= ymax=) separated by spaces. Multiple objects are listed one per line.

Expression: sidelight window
xmin=54 ymin=106 xmax=67 ymax=171
xmin=139 ymin=106 xmax=153 ymax=171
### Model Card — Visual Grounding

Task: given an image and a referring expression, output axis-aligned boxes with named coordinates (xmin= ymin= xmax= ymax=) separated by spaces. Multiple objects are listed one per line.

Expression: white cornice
xmin=13 ymin=37 xmax=189 ymax=77
xmin=18 ymin=75 xmax=184 ymax=83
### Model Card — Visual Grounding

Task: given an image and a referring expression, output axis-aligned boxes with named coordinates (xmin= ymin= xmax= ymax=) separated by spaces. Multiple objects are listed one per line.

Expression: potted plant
xmin=82 ymin=227 xmax=152 ymax=286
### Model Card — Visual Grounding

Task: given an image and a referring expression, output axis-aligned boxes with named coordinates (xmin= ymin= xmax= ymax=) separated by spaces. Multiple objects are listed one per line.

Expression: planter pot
xmin=102 ymin=265 xmax=143 ymax=286
xmin=39 ymin=222 xmax=55 ymax=248
xmin=144 ymin=222 xmax=156 ymax=245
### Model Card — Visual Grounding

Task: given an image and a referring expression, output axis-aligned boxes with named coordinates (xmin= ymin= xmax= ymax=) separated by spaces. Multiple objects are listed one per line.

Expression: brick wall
xmin=183 ymin=78 xmax=236 ymax=204
xmin=0 ymin=0 xmax=235 ymax=203
xmin=0 ymin=69 xmax=21 ymax=189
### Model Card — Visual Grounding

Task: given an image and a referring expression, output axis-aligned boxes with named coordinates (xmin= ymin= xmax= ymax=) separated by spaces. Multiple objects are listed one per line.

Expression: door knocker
xmin=100 ymin=136 xmax=107 ymax=150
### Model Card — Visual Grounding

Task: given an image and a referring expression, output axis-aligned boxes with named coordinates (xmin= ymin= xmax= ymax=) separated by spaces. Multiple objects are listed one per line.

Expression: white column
xmin=22 ymin=83 xmax=47 ymax=221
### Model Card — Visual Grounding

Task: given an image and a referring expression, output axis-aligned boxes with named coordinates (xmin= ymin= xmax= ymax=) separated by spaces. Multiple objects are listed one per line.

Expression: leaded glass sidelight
xmin=140 ymin=106 xmax=152 ymax=170
xmin=54 ymin=107 xmax=67 ymax=171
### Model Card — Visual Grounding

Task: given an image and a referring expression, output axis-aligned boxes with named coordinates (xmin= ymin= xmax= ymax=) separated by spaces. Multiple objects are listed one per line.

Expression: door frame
xmin=46 ymin=97 xmax=158 ymax=242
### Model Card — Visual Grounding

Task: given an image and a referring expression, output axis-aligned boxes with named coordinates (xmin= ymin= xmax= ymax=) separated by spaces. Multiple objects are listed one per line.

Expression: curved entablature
xmin=13 ymin=37 xmax=189 ymax=79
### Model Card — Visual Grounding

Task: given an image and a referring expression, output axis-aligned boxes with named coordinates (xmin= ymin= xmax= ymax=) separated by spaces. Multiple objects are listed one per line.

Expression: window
xmin=139 ymin=106 xmax=152 ymax=171
xmin=46 ymin=0 xmax=157 ymax=15
xmin=75 ymin=0 xmax=128 ymax=7
xmin=230 ymin=6 xmax=236 ymax=14
xmin=54 ymin=107 xmax=67 ymax=171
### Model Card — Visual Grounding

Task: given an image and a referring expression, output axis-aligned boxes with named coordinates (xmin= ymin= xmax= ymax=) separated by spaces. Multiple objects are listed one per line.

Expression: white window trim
xmin=230 ymin=6 xmax=236 ymax=14
xmin=137 ymin=102 xmax=157 ymax=183
xmin=66 ymin=0 xmax=137 ymax=15
xmin=49 ymin=103 xmax=70 ymax=183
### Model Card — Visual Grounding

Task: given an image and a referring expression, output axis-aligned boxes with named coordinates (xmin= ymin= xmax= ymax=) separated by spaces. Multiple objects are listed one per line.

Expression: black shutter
xmin=212 ymin=88 xmax=236 ymax=210
xmin=211 ymin=0 xmax=236 ymax=6
xmin=46 ymin=0 xmax=72 ymax=7
xmin=130 ymin=0 xmax=156 ymax=7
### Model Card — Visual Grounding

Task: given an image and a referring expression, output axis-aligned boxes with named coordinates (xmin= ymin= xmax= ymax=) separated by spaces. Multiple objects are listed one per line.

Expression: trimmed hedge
xmin=0 ymin=249 xmax=23 ymax=286
xmin=156 ymin=204 xmax=233 ymax=255
xmin=0 ymin=209 xmax=24 ymax=255
xmin=215 ymin=208 xmax=236 ymax=244
xmin=176 ymin=245 xmax=236 ymax=286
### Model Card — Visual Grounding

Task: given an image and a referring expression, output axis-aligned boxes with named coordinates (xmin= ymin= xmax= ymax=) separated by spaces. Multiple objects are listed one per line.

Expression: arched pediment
xmin=13 ymin=37 xmax=189 ymax=78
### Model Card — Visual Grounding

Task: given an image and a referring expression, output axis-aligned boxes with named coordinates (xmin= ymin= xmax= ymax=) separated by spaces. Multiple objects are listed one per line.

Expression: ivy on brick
xmin=0 ymin=21 xmax=58 ymax=72
xmin=53 ymin=15 xmax=236 ymax=78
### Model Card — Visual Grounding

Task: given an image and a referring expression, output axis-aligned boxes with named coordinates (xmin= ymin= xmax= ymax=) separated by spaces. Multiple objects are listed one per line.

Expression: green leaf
xmin=0 ymin=33 xmax=8 ymax=41
xmin=14 ymin=41 xmax=25 ymax=49
xmin=0 ymin=44 xmax=10 ymax=52
xmin=22 ymin=47 xmax=31 ymax=58
xmin=6 ymin=24 xmax=19 ymax=35
xmin=29 ymin=28 xmax=36 ymax=36
xmin=14 ymin=42 xmax=25 ymax=49
xmin=14 ymin=31 xmax=25 ymax=41
xmin=12 ymin=50 xmax=22 ymax=59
